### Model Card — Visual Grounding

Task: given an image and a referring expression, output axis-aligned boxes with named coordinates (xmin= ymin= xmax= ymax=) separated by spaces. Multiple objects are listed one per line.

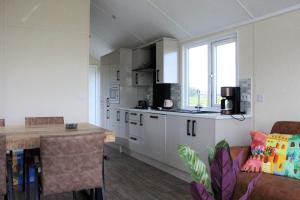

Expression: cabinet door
xmin=189 ymin=118 xmax=215 ymax=167
xmin=104 ymin=108 xmax=112 ymax=130
xmin=156 ymin=39 xmax=178 ymax=84
xmin=165 ymin=115 xmax=191 ymax=172
xmin=132 ymin=72 xmax=153 ymax=86
xmin=110 ymin=109 xmax=121 ymax=137
xmin=143 ymin=113 xmax=166 ymax=162
xmin=111 ymin=65 xmax=120 ymax=83
xmin=119 ymin=110 xmax=129 ymax=139
xmin=100 ymin=65 xmax=110 ymax=103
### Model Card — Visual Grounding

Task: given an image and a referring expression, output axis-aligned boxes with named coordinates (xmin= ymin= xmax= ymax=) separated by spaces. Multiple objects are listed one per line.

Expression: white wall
xmin=181 ymin=9 xmax=300 ymax=132
xmin=254 ymin=10 xmax=300 ymax=132
xmin=0 ymin=0 xmax=90 ymax=125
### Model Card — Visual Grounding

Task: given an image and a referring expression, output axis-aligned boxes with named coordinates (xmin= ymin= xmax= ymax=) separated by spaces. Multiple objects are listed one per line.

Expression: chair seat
xmin=233 ymin=172 xmax=300 ymax=200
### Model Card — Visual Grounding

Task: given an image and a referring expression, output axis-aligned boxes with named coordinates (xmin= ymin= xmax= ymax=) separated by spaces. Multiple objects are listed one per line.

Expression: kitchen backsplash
xmin=171 ymin=84 xmax=181 ymax=108
xmin=239 ymin=78 xmax=252 ymax=114
xmin=136 ymin=80 xmax=251 ymax=112
xmin=137 ymin=86 xmax=153 ymax=106
xmin=136 ymin=84 xmax=181 ymax=108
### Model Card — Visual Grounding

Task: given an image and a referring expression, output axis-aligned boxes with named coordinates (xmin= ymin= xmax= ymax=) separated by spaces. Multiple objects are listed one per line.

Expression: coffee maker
xmin=220 ymin=87 xmax=241 ymax=115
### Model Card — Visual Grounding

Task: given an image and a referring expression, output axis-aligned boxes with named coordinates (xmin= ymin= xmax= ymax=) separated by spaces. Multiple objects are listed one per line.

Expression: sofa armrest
xmin=230 ymin=146 xmax=250 ymax=165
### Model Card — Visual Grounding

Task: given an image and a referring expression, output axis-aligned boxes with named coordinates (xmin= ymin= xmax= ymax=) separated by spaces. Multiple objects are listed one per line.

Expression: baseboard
xmin=105 ymin=143 xmax=191 ymax=182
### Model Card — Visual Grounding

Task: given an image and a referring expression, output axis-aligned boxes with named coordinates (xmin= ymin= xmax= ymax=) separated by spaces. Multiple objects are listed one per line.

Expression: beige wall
xmin=181 ymin=9 xmax=300 ymax=132
xmin=0 ymin=0 xmax=90 ymax=125
xmin=254 ymin=10 xmax=300 ymax=131
xmin=181 ymin=23 xmax=255 ymax=84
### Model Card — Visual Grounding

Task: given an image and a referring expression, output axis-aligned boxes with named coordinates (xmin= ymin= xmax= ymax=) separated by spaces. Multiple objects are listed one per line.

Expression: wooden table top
xmin=0 ymin=123 xmax=115 ymax=151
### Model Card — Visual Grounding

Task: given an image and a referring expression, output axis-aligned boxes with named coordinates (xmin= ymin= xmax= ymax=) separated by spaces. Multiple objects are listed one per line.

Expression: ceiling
xmin=90 ymin=0 xmax=300 ymax=58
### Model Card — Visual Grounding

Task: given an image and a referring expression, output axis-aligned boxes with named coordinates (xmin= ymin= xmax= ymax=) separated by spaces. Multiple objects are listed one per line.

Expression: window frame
xmin=182 ymin=33 xmax=238 ymax=109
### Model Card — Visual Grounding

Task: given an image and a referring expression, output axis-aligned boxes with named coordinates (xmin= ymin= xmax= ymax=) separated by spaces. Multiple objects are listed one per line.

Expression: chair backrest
xmin=40 ymin=132 xmax=105 ymax=196
xmin=25 ymin=117 xmax=64 ymax=126
xmin=271 ymin=121 xmax=300 ymax=135
xmin=0 ymin=119 xmax=5 ymax=127
xmin=0 ymin=135 xmax=6 ymax=195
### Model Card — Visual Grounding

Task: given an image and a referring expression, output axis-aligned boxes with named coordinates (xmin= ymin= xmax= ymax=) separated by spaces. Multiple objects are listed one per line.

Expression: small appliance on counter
xmin=163 ymin=99 xmax=174 ymax=109
xmin=220 ymin=87 xmax=241 ymax=115
xmin=134 ymin=100 xmax=149 ymax=109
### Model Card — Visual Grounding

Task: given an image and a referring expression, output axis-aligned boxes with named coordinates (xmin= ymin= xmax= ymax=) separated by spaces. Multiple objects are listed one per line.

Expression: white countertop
xmin=115 ymin=107 xmax=252 ymax=120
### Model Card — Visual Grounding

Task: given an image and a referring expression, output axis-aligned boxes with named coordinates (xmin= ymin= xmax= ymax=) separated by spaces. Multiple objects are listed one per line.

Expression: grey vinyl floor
xmin=15 ymin=146 xmax=191 ymax=200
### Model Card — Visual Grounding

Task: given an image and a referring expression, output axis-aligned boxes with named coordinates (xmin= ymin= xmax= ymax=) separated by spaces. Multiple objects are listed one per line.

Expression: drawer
xmin=129 ymin=112 xmax=139 ymax=121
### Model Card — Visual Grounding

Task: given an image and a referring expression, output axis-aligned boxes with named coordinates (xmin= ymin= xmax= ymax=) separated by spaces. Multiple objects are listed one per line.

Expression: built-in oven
xmin=108 ymin=83 xmax=120 ymax=105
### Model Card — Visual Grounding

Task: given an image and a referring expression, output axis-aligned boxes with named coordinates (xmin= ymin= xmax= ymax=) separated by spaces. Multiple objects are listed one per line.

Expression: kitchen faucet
xmin=195 ymin=89 xmax=202 ymax=111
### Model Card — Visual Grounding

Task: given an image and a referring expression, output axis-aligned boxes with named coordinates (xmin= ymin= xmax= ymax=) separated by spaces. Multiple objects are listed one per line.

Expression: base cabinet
xmin=165 ymin=115 xmax=215 ymax=171
xmin=143 ymin=113 xmax=166 ymax=162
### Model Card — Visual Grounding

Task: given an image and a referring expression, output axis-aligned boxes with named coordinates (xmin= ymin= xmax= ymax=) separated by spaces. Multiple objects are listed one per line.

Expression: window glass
xmin=187 ymin=44 xmax=208 ymax=107
xmin=184 ymin=35 xmax=237 ymax=108
xmin=213 ymin=41 xmax=236 ymax=105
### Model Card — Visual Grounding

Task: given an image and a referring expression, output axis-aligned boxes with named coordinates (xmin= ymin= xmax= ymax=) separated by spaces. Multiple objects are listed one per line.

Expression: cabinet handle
xmin=140 ymin=114 xmax=143 ymax=126
xmin=192 ymin=120 xmax=196 ymax=137
xmin=106 ymin=110 xmax=110 ymax=119
xmin=125 ymin=112 xmax=129 ymax=123
xmin=130 ymin=122 xmax=137 ymax=125
xmin=187 ymin=120 xmax=191 ymax=136
xmin=117 ymin=70 xmax=120 ymax=81
xmin=136 ymin=73 xmax=139 ymax=85
xmin=117 ymin=111 xmax=120 ymax=121
xmin=130 ymin=137 xmax=137 ymax=141
xmin=106 ymin=98 xmax=110 ymax=107
xmin=156 ymin=70 xmax=160 ymax=82
xmin=150 ymin=115 xmax=159 ymax=119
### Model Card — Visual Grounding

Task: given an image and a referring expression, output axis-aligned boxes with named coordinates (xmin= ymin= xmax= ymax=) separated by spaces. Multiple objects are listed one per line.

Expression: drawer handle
xmin=130 ymin=113 xmax=137 ymax=116
xmin=117 ymin=70 xmax=120 ymax=81
xmin=125 ymin=112 xmax=129 ymax=123
xmin=130 ymin=137 xmax=137 ymax=141
xmin=150 ymin=115 xmax=159 ymax=119
xmin=117 ymin=111 xmax=120 ymax=121
xmin=140 ymin=114 xmax=143 ymax=126
xmin=187 ymin=120 xmax=191 ymax=136
xmin=130 ymin=122 xmax=137 ymax=125
xmin=192 ymin=120 xmax=196 ymax=137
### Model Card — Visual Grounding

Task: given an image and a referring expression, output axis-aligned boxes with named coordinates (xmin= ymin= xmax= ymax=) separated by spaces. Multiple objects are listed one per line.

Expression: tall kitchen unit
xmin=100 ymin=48 xmax=137 ymax=140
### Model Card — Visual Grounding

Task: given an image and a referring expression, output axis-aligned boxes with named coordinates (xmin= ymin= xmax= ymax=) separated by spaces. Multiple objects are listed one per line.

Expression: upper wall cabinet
xmin=101 ymin=48 xmax=132 ymax=87
xmin=156 ymin=38 xmax=179 ymax=84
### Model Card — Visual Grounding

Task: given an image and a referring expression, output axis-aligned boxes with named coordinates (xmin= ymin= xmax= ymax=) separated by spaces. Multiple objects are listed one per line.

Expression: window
xmin=184 ymin=34 xmax=237 ymax=108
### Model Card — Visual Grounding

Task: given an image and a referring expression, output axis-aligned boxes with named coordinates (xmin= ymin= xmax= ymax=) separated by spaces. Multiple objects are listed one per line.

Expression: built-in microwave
xmin=109 ymin=83 xmax=120 ymax=104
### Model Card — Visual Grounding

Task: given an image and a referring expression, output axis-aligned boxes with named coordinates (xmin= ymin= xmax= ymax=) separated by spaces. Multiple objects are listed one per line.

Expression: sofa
xmin=231 ymin=121 xmax=300 ymax=200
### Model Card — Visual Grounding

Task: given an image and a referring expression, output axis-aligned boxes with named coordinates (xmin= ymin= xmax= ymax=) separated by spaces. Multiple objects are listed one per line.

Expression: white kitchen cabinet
xmin=101 ymin=48 xmax=132 ymax=87
xmin=128 ymin=111 xmax=144 ymax=152
xmin=104 ymin=108 xmax=112 ymax=130
xmin=132 ymin=71 xmax=153 ymax=87
xmin=156 ymin=38 xmax=178 ymax=84
xmin=143 ymin=113 xmax=166 ymax=162
xmin=165 ymin=115 xmax=215 ymax=171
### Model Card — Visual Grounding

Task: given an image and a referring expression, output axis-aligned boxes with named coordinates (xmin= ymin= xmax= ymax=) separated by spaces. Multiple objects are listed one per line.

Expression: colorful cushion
xmin=242 ymin=131 xmax=300 ymax=180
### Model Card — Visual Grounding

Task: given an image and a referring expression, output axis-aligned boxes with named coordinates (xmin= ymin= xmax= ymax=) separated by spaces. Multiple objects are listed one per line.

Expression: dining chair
xmin=0 ymin=119 xmax=5 ymax=127
xmin=25 ymin=117 xmax=64 ymax=126
xmin=0 ymin=134 xmax=14 ymax=200
xmin=23 ymin=117 xmax=64 ymax=196
xmin=34 ymin=132 xmax=106 ymax=200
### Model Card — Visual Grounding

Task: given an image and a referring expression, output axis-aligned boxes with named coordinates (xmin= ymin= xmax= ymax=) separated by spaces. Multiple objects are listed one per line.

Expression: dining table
xmin=0 ymin=123 xmax=115 ymax=151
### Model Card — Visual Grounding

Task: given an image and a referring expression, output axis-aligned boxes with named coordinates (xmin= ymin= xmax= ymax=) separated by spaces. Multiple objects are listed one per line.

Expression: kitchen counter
xmin=116 ymin=107 xmax=252 ymax=120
